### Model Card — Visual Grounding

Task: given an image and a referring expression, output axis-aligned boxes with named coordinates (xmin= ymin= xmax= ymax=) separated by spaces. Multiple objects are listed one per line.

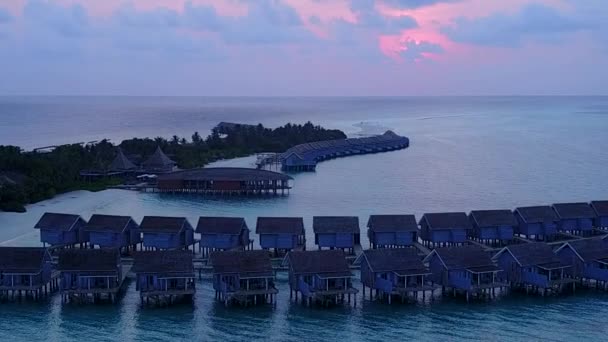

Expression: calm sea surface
xmin=1 ymin=96 xmax=608 ymax=341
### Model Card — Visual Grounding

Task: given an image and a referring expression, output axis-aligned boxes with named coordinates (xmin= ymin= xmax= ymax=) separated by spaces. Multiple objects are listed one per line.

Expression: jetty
xmin=259 ymin=131 xmax=409 ymax=172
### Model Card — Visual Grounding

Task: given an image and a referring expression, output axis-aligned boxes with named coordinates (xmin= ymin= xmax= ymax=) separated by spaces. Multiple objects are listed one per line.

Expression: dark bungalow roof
xmin=313 ymin=216 xmax=360 ymax=234
xmin=420 ymin=212 xmax=472 ymax=230
xmin=256 ymin=217 xmax=304 ymax=235
xmin=287 ymin=250 xmax=352 ymax=277
xmin=561 ymin=238 xmax=608 ymax=262
xmin=34 ymin=212 xmax=84 ymax=231
xmin=210 ymin=250 xmax=273 ymax=278
xmin=140 ymin=216 xmax=190 ymax=233
xmin=361 ymin=248 xmax=428 ymax=275
xmin=591 ymin=201 xmax=608 ymax=217
xmin=85 ymin=214 xmax=134 ymax=233
xmin=143 ymin=146 xmax=176 ymax=168
xmin=470 ymin=210 xmax=517 ymax=227
xmin=280 ymin=131 xmax=409 ymax=162
xmin=367 ymin=215 xmax=418 ymax=233
xmin=158 ymin=167 xmax=292 ymax=182
xmin=57 ymin=249 xmax=119 ymax=272
xmin=498 ymin=242 xmax=563 ymax=267
xmin=552 ymin=203 xmax=597 ymax=220
xmin=0 ymin=247 xmax=49 ymax=273
xmin=515 ymin=206 xmax=558 ymax=223
xmin=429 ymin=245 xmax=496 ymax=270
xmin=196 ymin=217 xmax=247 ymax=235
xmin=132 ymin=250 xmax=193 ymax=274
xmin=110 ymin=148 xmax=136 ymax=171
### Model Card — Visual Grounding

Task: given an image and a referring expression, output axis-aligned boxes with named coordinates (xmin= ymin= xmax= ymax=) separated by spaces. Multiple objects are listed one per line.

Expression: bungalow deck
xmin=285 ymin=250 xmax=359 ymax=307
xmin=357 ymin=248 xmax=437 ymax=304
xmin=58 ymin=249 xmax=128 ymax=304
xmin=210 ymin=250 xmax=278 ymax=306
xmin=133 ymin=250 xmax=195 ymax=306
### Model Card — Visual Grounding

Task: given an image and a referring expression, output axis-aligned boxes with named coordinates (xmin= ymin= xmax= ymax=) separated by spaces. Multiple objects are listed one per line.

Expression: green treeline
xmin=0 ymin=122 xmax=345 ymax=212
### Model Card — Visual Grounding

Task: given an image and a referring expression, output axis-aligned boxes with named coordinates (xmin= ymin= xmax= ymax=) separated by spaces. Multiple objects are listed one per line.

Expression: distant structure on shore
xmin=80 ymin=145 xmax=177 ymax=181
xmin=154 ymin=167 xmax=292 ymax=196
xmin=258 ymin=131 xmax=409 ymax=172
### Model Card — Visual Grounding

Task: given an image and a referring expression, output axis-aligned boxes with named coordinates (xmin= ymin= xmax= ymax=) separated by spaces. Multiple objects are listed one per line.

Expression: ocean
xmin=1 ymin=96 xmax=608 ymax=341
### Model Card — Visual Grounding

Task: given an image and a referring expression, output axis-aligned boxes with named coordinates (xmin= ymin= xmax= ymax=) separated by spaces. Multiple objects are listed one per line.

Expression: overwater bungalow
xmin=85 ymin=214 xmax=141 ymax=252
xmin=256 ymin=217 xmax=306 ymax=254
xmin=197 ymin=217 xmax=252 ymax=257
xmin=313 ymin=216 xmax=360 ymax=254
xmin=0 ymin=247 xmax=56 ymax=300
xmin=34 ymin=212 xmax=89 ymax=248
xmin=469 ymin=210 xmax=517 ymax=246
xmin=280 ymin=131 xmax=409 ymax=172
xmin=140 ymin=216 xmax=194 ymax=250
xmin=133 ymin=250 xmax=195 ymax=305
xmin=424 ymin=245 xmax=504 ymax=301
xmin=419 ymin=212 xmax=471 ymax=248
xmin=493 ymin=242 xmax=573 ymax=294
xmin=591 ymin=201 xmax=608 ymax=229
xmin=357 ymin=248 xmax=433 ymax=303
xmin=367 ymin=214 xmax=418 ymax=249
xmin=142 ymin=146 xmax=177 ymax=174
xmin=58 ymin=248 xmax=124 ymax=303
xmin=555 ymin=238 xmax=608 ymax=286
xmin=552 ymin=202 xmax=597 ymax=236
xmin=514 ymin=206 xmax=559 ymax=241
xmin=285 ymin=250 xmax=358 ymax=306
xmin=210 ymin=250 xmax=277 ymax=306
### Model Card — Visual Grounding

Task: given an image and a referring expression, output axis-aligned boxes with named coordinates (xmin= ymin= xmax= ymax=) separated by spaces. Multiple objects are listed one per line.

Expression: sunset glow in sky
xmin=0 ymin=0 xmax=606 ymax=95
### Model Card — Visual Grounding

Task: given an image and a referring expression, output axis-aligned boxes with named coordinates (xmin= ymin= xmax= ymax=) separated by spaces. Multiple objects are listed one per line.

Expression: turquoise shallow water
xmin=1 ymin=96 xmax=608 ymax=341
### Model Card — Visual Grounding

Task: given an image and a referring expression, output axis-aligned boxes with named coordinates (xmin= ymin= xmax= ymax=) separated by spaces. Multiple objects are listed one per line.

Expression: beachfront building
xmin=468 ymin=210 xmax=517 ymax=246
xmin=286 ymin=250 xmax=358 ymax=306
xmin=140 ymin=216 xmax=194 ymax=250
xmin=210 ymin=250 xmax=277 ymax=306
xmin=34 ymin=212 xmax=89 ymax=248
xmin=555 ymin=238 xmax=608 ymax=285
xmin=313 ymin=216 xmax=361 ymax=254
xmin=256 ymin=217 xmax=306 ymax=254
xmin=142 ymin=146 xmax=176 ymax=174
xmin=133 ymin=250 xmax=195 ymax=305
xmin=591 ymin=201 xmax=608 ymax=229
xmin=367 ymin=215 xmax=418 ymax=249
xmin=85 ymin=214 xmax=141 ymax=252
xmin=552 ymin=202 xmax=596 ymax=236
xmin=514 ymin=206 xmax=559 ymax=241
xmin=357 ymin=248 xmax=433 ymax=303
xmin=58 ymin=249 xmax=124 ymax=303
xmin=155 ymin=168 xmax=292 ymax=196
xmin=493 ymin=242 xmax=572 ymax=294
xmin=419 ymin=212 xmax=471 ymax=248
xmin=109 ymin=147 xmax=137 ymax=173
xmin=197 ymin=217 xmax=251 ymax=257
xmin=424 ymin=245 xmax=503 ymax=301
xmin=0 ymin=247 xmax=55 ymax=300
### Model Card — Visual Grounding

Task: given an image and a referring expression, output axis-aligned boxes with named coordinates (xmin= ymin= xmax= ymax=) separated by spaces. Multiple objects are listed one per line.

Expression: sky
xmin=0 ymin=0 xmax=606 ymax=96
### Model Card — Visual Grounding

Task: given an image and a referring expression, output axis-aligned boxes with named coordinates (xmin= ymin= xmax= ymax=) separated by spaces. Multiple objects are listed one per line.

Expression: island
xmin=0 ymin=122 xmax=345 ymax=212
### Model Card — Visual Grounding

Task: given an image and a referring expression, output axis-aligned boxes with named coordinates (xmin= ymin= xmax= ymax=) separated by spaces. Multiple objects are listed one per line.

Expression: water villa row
xmin=278 ymin=131 xmax=409 ymax=171
xmin=3 ymin=239 xmax=608 ymax=306
xmin=32 ymin=201 xmax=608 ymax=256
